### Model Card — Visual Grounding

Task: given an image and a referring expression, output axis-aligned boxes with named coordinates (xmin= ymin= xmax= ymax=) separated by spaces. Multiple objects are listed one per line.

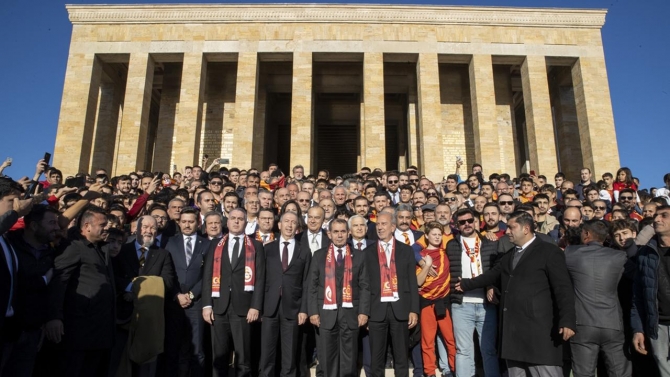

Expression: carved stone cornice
xmin=66 ymin=4 xmax=607 ymax=29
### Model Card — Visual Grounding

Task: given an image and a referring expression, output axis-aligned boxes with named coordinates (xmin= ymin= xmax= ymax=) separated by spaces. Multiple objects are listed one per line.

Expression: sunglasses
xmin=458 ymin=218 xmax=475 ymax=225
xmin=210 ymin=181 xmax=223 ymax=185
xmin=620 ymin=196 xmax=634 ymax=201
xmin=298 ymin=199 xmax=310 ymax=202
xmin=410 ymin=179 xmax=419 ymax=183
xmin=388 ymin=180 xmax=398 ymax=184
xmin=499 ymin=201 xmax=514 ymax=206
xmin=594 ymin=206 xmax=606 ymax=210
xmin=445 ymin=197 xmax=457 ymax=202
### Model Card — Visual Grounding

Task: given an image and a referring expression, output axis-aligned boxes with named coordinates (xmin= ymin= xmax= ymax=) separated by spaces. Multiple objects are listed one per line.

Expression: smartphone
xmin=65 ymin=176 xmax=86 ymax=188
xmin=6 ymin=157 xmax=12 ymax=164
xmin=530 ymin=170 xmax=536 ymax=176
xmin=43 ymin=152 xmax=51 ymax=166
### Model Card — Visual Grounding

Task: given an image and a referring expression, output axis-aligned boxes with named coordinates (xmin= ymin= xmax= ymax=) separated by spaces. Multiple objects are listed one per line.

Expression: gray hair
xmin=204 ymin=211 xmax=223 ymax=222
xmin=347 ymin=214 xmax=367 ymax=229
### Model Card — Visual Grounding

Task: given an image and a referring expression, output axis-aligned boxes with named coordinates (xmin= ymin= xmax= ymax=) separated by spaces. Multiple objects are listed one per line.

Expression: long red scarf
xmin=323 ymin=244 xmax=353 ymax=309
xmin=378 ymin=240 xmax=399 ymax=302
xmin=211 ymin=234 xmax=256 ymax=297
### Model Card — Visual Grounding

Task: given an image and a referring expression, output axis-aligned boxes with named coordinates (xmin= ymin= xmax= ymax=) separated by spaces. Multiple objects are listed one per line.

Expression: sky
xmin=1 ymin=0 xmax=668 ymax=188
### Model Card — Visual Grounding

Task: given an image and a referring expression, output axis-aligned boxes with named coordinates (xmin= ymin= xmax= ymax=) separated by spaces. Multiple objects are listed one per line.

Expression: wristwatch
xmin=188 ymin=291 xmax=194 ymax=300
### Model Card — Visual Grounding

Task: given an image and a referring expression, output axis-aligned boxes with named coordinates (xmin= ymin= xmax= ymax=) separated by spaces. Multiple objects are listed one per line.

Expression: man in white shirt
xmin=244 ymin=196 xmax=260 ymax=235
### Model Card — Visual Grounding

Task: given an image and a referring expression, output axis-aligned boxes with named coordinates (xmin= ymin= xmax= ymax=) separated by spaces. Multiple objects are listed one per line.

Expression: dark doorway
xmin=263 ymin=92 xmax=292 ymax=172
xmin=314 ymin=93 xmax=360 ymax=177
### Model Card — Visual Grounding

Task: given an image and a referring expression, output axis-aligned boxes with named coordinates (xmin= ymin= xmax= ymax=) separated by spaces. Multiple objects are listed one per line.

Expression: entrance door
xmin=316 ymin=123 xmax=358 ymax=177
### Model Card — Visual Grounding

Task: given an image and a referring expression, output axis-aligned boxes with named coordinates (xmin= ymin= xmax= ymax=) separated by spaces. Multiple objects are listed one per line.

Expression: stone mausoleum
xmin=53 ymin=4 xmax=619 ymax=181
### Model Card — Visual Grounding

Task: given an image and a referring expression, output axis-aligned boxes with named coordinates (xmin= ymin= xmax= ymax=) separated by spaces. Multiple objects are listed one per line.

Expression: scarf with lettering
xmin=378 ymin=240 xmax=399 ymax=302
xmin=461 ymin=235 xmax=482 ymax=277
xmin=211 ymin=234 xmax=256 ymax=297
xmin=323 ymin=244 xmax=353 ymax=309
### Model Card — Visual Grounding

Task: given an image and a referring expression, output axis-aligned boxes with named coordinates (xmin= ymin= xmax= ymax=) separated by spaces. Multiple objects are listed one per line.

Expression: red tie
xmin=357 ymin=242 xmax=363 ymax=251
xmin=282 ymin=242 xmax=289 ymax=272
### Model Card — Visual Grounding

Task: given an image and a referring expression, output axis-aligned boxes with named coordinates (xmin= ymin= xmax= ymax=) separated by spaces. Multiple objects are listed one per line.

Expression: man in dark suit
xmin=113 ymin=215 xmax=180 ymax=376
xmin=45 ymin=206 xmax=116 ymax=377
xmin=260 ymin=211 xmax=311 ymax=377
xmin=297 ymin=205 xmax=331 ymax=377
xmin=565 ymin=220 xmax=630 ymax=376
xmin=457 ymin=211 xmax=576 ymax=377
xmin=352 ymin=196 xmax=379 ymax=242
xmin=365 ymin=212 xmax=419 ymax=377
xmin=150 ymin=204 xmax=177 ymax=248
xmin=166 ymin=207 xmax=211 ymax=377
xmin=309 ymin=218 xmax=370 ymax=377
xmin=202 ymin=208 xmax=265 ymax=377
xmin=197 ymin=190 xmax=218 ymax=236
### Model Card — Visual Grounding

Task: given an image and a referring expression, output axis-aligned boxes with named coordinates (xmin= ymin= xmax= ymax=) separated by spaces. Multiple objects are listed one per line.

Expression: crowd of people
xmin=1 ymin=154 xmax=670 ymax=377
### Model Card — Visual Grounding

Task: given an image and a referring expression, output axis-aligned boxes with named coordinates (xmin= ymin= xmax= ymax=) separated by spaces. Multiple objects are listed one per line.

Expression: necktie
xmin=262 ymin=234 xmax=268 ymax=244
xmin=139 ymin=247 xmax=147 ymax=268
xmin=311 ymin=233 xmax=319 ymax=251
xmin=357 ymin=241 xmax=363 ymax=251
xmin=282 ymin=242 xmax=290 ymax=271
xmin=402 ymin=232 xmax=410 ymax=245
xmin=384 ymin=244 xmax=391 ymax=267
xmin=185 ymin=236 xmax=193 ymax=265
xmin=337 ymin=248 xmax=343 ymax=266
xmin=231 ymin=237 xmax=240 ymax=266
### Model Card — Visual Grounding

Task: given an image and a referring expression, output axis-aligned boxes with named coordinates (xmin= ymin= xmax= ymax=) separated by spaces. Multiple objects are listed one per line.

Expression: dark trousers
xmin=1 ymin=328 xmax=42 ymax=377
xmin=316 ymin=313 xmax=359 ymax=377
xmin=58 ymin=348 xmax=111 ymax=377
xmin=570 ymin=325 xmax=631 ymax=377
xmin=211 ymin=301 xmax=252 ymax=377
xmin=369 ymin=306 xmax=410 ymax=377
xmin=260 ymin=304 xmax=300 ymax=377
xmin=360 ymin=328 xmax=371 ymax=377
xmin=180 ymin=307 xmax=206 ymax=377
xmin=297 ymin=323 xmax=321 ymax=377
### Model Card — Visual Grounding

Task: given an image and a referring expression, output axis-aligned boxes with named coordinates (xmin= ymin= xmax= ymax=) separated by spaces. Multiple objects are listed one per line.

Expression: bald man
xmin=113 ymin=215 xmax=181 ymax=375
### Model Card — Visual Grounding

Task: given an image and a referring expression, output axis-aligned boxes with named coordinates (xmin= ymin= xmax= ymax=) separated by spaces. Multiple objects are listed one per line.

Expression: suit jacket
xmin=48 ymin=237 xmax=116 ymax=350
xmin=461 ymin=237 xmax=576 ymax=366
xmin=113 ymin=242 xmax=180 ymax=321
xmin=202 ymin=236 xmax=266 ymax=316
xmin=366 ymin=222 xmax=378 ymax=241
xmin=565 ymin=242 xmax=626 ymax=331
xmin=364 ymin=240 xmax=419 ymax=322
xmin=165 ymin=233 xmax=211 ymax=309
xmin=263 ymin=239 xmax=311 ymax=318
xmin=308 ymin=244 xmax=370 ymax=330
xmin=298 ymin=230 xmax=331 ymax=256
xmin=0 ymin=232 xmax=19 ymax=339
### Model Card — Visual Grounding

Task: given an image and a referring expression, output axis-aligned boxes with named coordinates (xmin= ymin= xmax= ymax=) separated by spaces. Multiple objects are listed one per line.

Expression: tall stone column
xmin=362 ymin=52 xmax=386 ymax=170
xmin=571 ymin=55 xmax=619 ymax=175
xmin=493 ymin=65 xmax=518 ymax=176
xmin=53 ymin=53 xmax=102 ymax=175
xmin=416 ymin=53 xmax=445 ymax=182
xmin=173 ymin=53 xmax=206 ymax=172
xmin=290 ymin=52 xmax=313 ymax=173
xmin=520 ymin=55 xmax=558 ymax=175
xmin=90 ymin=79 xmax=123 ymax=173
xmin=469 ymin=54 xmax=502 ymax=174
xmin=114 ymin=53 xmax=154 ymax=175
xmin=231 ymin=52 xmax=259 ymax=169
xmin=153 ymin=63 xmax=182 ymax=173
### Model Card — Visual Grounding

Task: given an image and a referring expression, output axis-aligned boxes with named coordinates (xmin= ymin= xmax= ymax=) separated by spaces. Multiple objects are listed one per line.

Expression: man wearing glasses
xmin=496 ymin=194 xmax=516 ymax=223
xmin=618 ymin=189 xmax=644 ymax=222
xmin=386 ymin=173 xmax=401 ymax=205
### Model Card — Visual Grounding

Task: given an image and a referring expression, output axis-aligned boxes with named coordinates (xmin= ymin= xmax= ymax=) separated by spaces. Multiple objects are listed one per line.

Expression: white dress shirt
xmin=279 ymin=237 xmax=296 ymax=265
xmin=394 ymin=229 xmax=415 ymax=245
xmin=245 ymin=218 xmax=258 ymax=235
xmin=378 ymin=239 xmax=394 ymax=267
xmin=352 ymin=238 xmax=367 ymax=250
xmin=308 ymin=231 xmax=322 ymax=253
xmin=228 ymin=234 xmax=244 ymax=261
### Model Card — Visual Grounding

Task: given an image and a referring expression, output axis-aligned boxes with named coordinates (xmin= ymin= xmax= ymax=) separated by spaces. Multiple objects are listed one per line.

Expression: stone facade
xmin=54 ymin=4 xmax=620 ymax=181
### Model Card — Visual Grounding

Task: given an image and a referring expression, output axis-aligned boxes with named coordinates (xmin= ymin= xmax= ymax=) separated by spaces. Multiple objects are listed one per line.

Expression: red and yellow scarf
xmin=211 ymin=234 xmax=256 ymax=297
xmin=378 ymin=240 xmax=399 ymax=302
xmin=323 ymin=244 xmax=353 ymax=309
xmin=462 ymin=235 xmax=482 ymax=278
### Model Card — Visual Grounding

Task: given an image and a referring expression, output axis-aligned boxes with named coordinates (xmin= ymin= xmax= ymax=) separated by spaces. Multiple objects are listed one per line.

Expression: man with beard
xmin=481 ymin=203 xmax=507 ymax=240
xmin=3 ymin=206 xmax=60 ymax=376
xmin=113 ymin=215 xmax=180 ymax=376
xmin=150 ymin=204 xmax=174 ymax=248
xmin=166 ymin=208 xmax=211 ymax=377
xmin=351 ymin=196 xmax=378 ymax=241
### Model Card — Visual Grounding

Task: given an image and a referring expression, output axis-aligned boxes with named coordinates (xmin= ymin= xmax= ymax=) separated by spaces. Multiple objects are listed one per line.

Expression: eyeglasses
xmin=387 ymin=180 xmax=398 ymax=184
xmin=594 ymin=206 xmax=606 ymax=210
xmin=458 ymin=218 xmax=475 ymax=225
xmin=298 ymin=199 xmax=310 ymax=202
xmin=620 ymin=196 xmax=634 ymax=201
xmin=499 ymin=201 xmax=514 ymax=206
xmin=444 ymin=197 xmax=457 ymax=202
xmin=210 ymin=181 xmax=222 ymax=186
